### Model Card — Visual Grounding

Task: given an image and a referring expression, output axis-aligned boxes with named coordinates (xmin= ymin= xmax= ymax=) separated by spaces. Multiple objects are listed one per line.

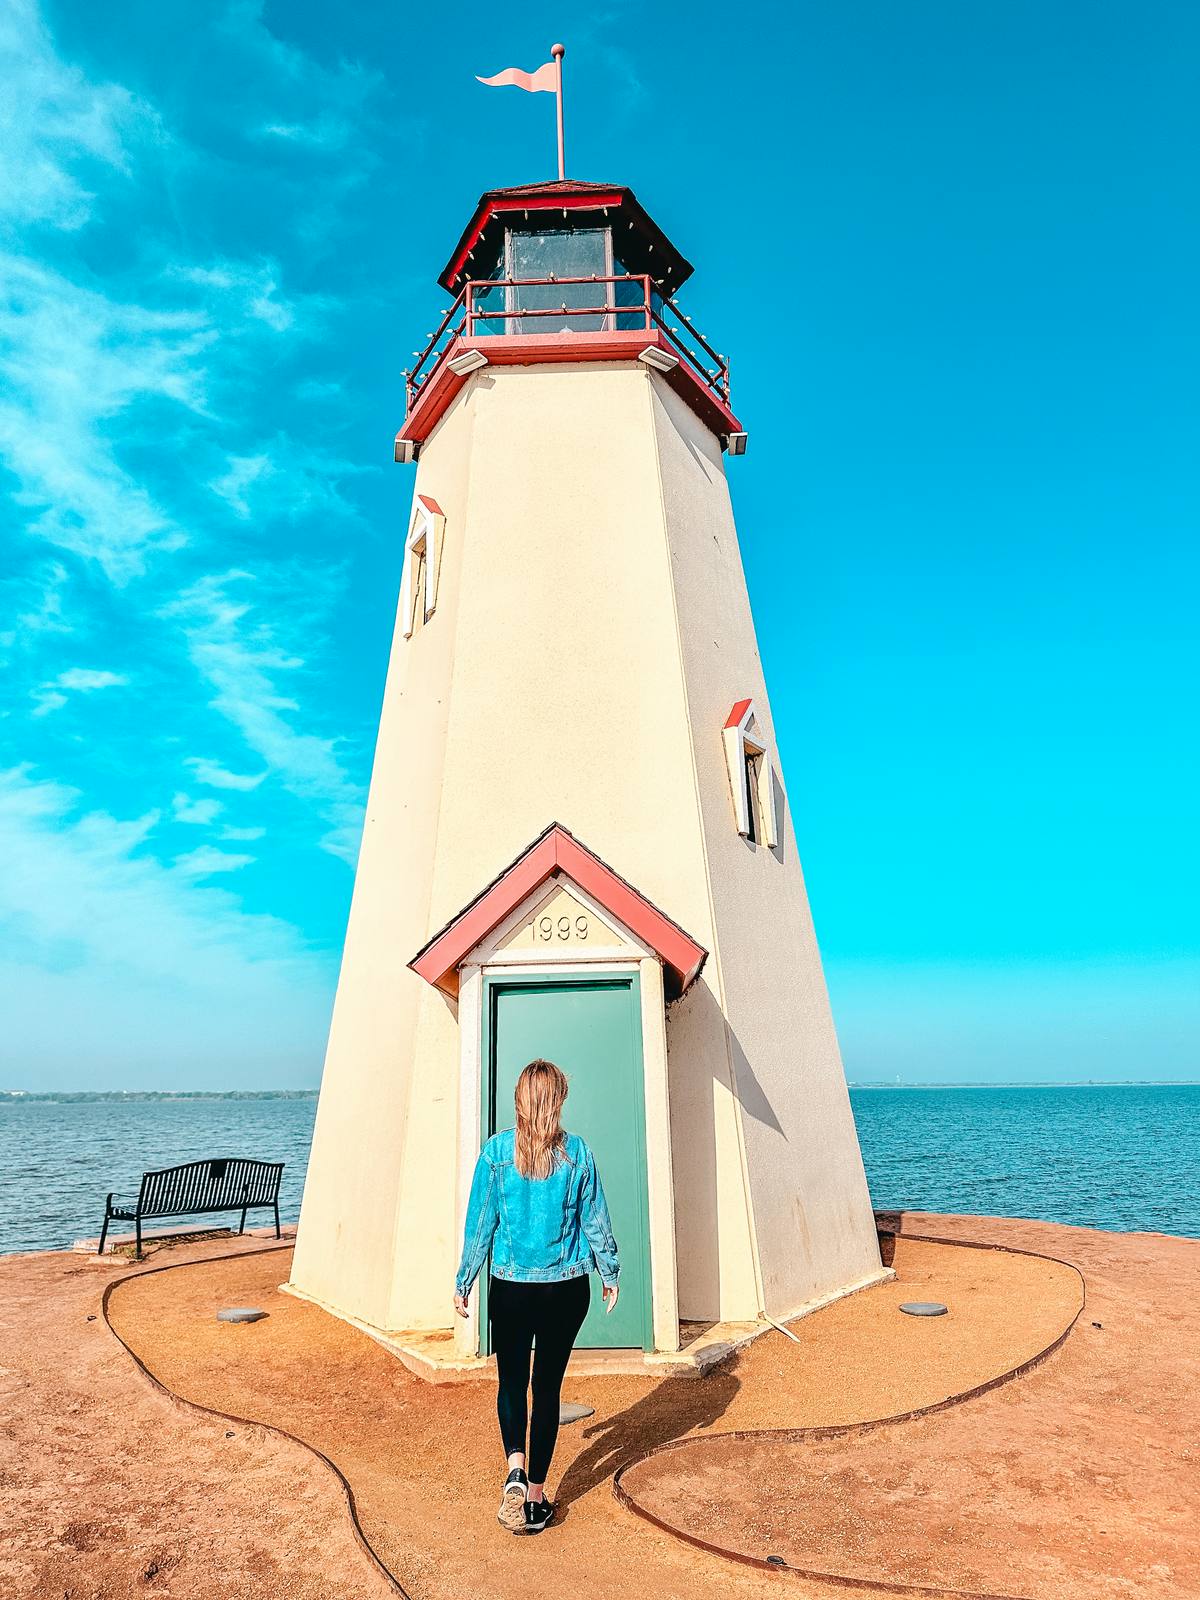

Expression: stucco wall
xmin=289 ymin=393 xmax=479 ymax=1328
xmin=649 ymin=378 xmax=882 ymax=1317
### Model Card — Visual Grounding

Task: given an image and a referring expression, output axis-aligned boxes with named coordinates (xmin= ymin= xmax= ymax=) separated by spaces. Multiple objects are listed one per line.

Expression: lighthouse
xmin=287 ymin=179 xmax=887 ymax=1365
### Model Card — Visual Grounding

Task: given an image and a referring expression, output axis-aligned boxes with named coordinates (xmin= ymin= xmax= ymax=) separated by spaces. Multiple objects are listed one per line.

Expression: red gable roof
xmin=409 ymin=823 xmax=707 ymax=999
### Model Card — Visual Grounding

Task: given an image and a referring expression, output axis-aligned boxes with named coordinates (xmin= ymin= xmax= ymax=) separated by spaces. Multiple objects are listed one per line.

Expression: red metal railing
xmin=403 ymin=275 xmax=730 ymax=417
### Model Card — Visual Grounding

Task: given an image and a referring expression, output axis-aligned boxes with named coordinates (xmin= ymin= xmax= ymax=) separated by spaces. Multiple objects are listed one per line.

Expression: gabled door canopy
xmin=409 ymin=823 xmax=707 ymax=999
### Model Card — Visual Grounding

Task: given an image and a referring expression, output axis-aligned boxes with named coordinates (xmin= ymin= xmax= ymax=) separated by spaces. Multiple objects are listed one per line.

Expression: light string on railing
xmin=404 ymin=273 xmax=731 ymax=411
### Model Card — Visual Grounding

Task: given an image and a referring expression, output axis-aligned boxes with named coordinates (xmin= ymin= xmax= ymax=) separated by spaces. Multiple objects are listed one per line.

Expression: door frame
xmin=451 ymin=874 xmax=681 ymax=1359
xmin=476 ymin=971 xmax=652 ymax=1353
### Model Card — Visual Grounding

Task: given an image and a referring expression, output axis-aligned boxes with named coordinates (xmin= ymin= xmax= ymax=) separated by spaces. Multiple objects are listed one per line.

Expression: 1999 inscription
xmin=528 ymin=913 xmax=590 ymax=943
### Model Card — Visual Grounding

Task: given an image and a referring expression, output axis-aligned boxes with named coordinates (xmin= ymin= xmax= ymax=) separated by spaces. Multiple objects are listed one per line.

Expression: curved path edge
xmin=612 ymin=1229 xmax=1087 ymax=1600
xmin=102 ymin=1243 xmax=413 ymax=1600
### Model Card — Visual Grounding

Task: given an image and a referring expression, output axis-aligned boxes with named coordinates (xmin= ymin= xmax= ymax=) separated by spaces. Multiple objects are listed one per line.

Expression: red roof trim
xmin=416 ymin=493 xmax=444 ymax=516
xmin=438 ymin=182 xmax=693 ymax=293
xmin=442 ymin=187 xmax=627 ymax=290
xmin=409 ymin=824 xmax=707 ymax=999
xmin=724 ymin=698 xmax=753 ymax=730
xmin=397 ymin=330 xmax=743 ymax=450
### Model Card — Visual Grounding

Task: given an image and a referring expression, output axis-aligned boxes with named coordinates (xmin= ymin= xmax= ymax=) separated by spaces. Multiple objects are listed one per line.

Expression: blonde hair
xmin=513 ymin=1059 xmax=568 ymax=1180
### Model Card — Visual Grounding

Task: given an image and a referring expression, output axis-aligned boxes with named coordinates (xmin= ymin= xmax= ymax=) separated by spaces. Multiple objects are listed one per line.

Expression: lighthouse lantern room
xmin=288 ymin=178 xmax=886 ymax=1367
xmin=395 ymin=182 xmax=741 ymax=460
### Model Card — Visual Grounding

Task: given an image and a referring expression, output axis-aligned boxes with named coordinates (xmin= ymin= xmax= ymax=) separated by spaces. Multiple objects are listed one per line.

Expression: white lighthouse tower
xmin=288 ymin=179 xmax=887 ymax=1365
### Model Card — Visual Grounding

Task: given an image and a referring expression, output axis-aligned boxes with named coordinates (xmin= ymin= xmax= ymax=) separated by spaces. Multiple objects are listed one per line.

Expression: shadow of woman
xmin=555 ymin=1365 xmax=740 ymax=1513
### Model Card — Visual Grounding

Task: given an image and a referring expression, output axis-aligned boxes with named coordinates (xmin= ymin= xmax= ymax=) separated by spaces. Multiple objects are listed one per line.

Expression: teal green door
xmin=481 ymin=975 xmax=651 ymax=1350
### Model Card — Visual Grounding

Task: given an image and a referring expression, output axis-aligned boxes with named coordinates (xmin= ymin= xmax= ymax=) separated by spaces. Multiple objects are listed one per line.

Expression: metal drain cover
xmin=559 ymin=1401 xmax=595 ymax=1424
xmin=900 ymin=1301 xmax=948 ymax=1317
xmin=217 ymin=1307 xmax=268 ymax=1324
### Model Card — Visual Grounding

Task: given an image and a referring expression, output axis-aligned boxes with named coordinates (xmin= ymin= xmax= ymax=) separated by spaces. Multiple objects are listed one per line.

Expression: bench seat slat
xmin=131 ymin=1159 xmax=281 ymax=1217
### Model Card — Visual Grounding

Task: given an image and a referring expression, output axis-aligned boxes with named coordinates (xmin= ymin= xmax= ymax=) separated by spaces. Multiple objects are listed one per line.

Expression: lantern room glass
xmin=509 ymin=227 xmax=608 ymax=333
xmin=464 ymin=223 xmax=664 ymax=338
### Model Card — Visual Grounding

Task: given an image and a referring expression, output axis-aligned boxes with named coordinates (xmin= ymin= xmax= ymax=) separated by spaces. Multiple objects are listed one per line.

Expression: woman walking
xmin=454 ymin=1058 xmax=620 ymax=1534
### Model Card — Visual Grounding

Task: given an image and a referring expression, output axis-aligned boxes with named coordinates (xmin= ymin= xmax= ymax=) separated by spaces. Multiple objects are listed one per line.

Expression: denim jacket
xmin=455 ymin=1129 xmax=620 ymax=1296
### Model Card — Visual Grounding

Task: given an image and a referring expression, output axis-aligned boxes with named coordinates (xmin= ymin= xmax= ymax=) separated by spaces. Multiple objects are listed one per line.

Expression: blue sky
xmin=1 ymin=0 xmax=1196 ymax=1090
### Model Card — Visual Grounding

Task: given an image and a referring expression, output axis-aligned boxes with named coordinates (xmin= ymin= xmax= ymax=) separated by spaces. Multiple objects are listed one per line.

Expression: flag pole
xmin=552 ymin=43 xmax=566 ymax=179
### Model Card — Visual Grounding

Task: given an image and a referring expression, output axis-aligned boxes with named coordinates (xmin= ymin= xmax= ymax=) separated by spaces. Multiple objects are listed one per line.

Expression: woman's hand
xmin=602 ymin=1282 xmax=619 ymax=1314
xmin=453 ymin=1290 xmax=469 ymax=1319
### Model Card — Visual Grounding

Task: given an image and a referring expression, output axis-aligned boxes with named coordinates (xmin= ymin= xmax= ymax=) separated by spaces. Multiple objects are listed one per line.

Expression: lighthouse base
xmin=279 ymin=1263 xmax=894 ymax=1384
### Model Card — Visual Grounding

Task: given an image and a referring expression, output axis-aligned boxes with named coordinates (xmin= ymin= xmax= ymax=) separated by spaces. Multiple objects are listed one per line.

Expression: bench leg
xmin=135 ymin=1216 xmax=143 ymax=1262
xmin=97 ymin=1211 xmax=110 ymax=1257
xmin=238 ymin=1204 xmax=249 ymax=1236
xmin=273 ymin=1200 xmax=281 ymax=1240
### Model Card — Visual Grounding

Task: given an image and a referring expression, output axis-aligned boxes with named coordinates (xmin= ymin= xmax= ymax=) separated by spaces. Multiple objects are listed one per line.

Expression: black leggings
xmin=489 ymin=1274 xmax=590 ymax=1484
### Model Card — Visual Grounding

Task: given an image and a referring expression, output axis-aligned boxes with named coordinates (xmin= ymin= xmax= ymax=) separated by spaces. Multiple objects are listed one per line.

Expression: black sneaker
xmin=522 ymin=1498 xmax=556 ymax=1534
xmin=497 ymin=1466 xmax=528 ymax=1531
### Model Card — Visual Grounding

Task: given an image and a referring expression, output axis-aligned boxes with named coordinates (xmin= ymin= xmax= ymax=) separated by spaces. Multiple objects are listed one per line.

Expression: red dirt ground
xmin=101 ymin=1219 xmax=1089 ymax=1599
xmin=0 ymin=1234 xmax=396 ymax=1600
xmin=8 ymin=1216 xmax=1190 ymax=1599
xmin=618 ymin=1215 xmax=1199 ymax=1599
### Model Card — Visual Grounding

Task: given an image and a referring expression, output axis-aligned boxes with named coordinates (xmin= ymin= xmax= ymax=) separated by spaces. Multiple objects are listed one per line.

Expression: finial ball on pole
xmin=552 ymin=43 xmax=565 ymax=57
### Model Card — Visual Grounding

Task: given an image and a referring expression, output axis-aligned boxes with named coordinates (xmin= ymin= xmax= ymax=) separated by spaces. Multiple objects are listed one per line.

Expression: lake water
xmin=0 ymin=1097 xmax=320 ymax=1256
xmin=850 ymin=1084 xmax=1198 ymax=1238
xmin=0 ymin=1084 xmax=1196 ymax=1256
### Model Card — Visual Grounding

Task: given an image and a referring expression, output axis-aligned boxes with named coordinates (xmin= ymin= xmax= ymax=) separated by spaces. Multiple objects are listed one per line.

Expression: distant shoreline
xmin=848 ymin=1079 xmax=1200 ymax=1090
xmin=1 ymin=1082 xmax=1196 ymax=1102
xmin=0 ymin=1089 xmax=321 ymax=1103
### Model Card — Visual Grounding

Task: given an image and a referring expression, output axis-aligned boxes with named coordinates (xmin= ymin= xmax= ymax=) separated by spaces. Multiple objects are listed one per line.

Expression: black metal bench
xmin=98 ymin=1158 xmax=284 ymax=1259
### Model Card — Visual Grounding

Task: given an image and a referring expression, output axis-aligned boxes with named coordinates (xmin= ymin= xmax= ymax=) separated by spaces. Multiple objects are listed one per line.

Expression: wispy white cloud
xmin=0 ymin=5 xmax=202 ymax=582
xmin=30 ymin=689 xmax=67 ymax=718
xmin=174 ymin=259 xmax=302 ymax=335
xmin=0 ymin=768 xmax=273 ymax=960
xmin=0 ymin=245 xmax=342 ymax=584
xmin=163 ymin=571 xmax=364 ymax=864
xmin=2 ymin=0 xmax=368 ymax=597
xmin=256 ymin=117 xmax=352 ymax=151
xmin=205 ymin=436 xmax=366 ymax=526
xmin=0 ymin=3 xmax=382 ymax=1086
xmin=0 ymin=0 xmax=160 ymax=231
xmin=56 ymin=667 xmax=127 ymax=690
xmin=0 ymin=766 xmax=331 ymax=1088
xmin=0 ymin=12 xmax=338 ymax=586
xmin=172 ymin=792 xmax=223 ymax=826
xmin=223 ymin=0 xmax=381 ymax=147
xmin=31 ymin=664 xmax=129 ymax=714
xmin=186 ymin=757 xmax=267 ymax=791
xmin=2 ymin=561 xmax=73 ymax=650
xmin=294 ymin=377 xmax=343 ymax=404
xmin=208 ymin=452 xmax=272 ymax=518
xmin=174 ymin=844 xmax=254 ymax=877
xmin=0 ymin=253 xmax=209 ymax=581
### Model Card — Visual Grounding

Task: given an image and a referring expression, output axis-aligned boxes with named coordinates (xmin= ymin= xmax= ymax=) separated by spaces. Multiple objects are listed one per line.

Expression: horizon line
xmin=3 ymin=1079 xmax=1199 ymax=1100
